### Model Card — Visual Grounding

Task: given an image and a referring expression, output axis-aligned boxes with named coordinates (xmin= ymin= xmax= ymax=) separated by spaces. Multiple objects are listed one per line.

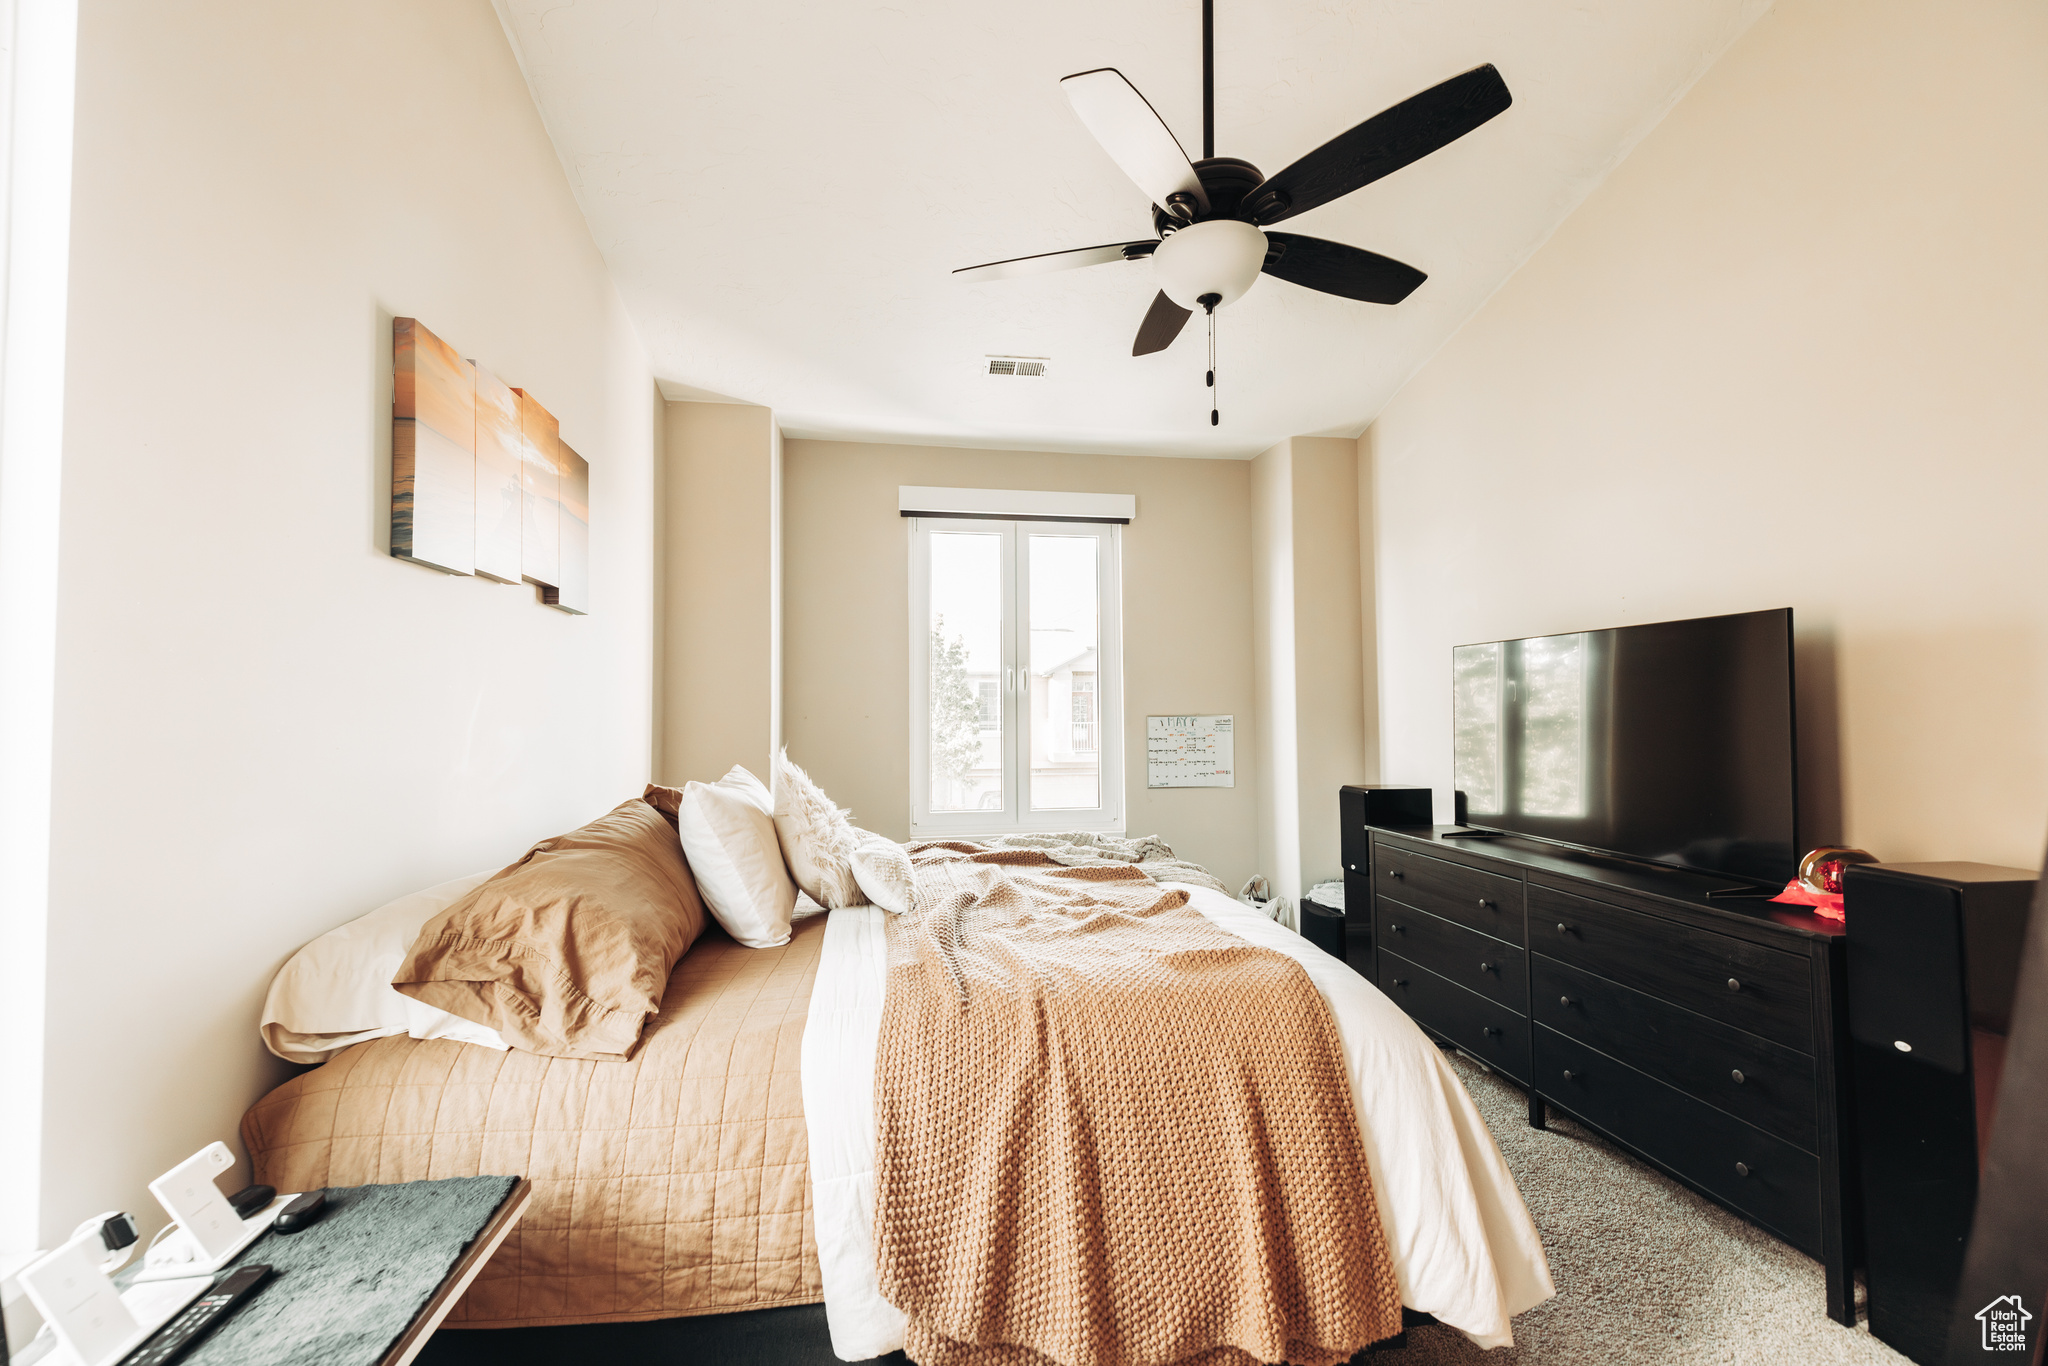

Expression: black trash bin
xmin=1301 ymin=895 xmax=1346 ymax=963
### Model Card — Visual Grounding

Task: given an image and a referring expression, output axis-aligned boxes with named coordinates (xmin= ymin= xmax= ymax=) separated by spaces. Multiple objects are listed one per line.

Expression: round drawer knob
xmin=1482 ymin=1026 xmax=1501 ymax=1037
xmin=1390 ymin=923 xmax=1404 ymax=934
xmin=1562 ymin=1069 xmax=1577 ymax=1082
xmin=1735 ymin=1161 xmax=1751 ymax=1178
xmin=1479 ymin=961 xmax=1494 ymax=973
xmin=1560 ymin=995 xmax=1575 ymax=1008
xmin=1556 ymin=922 xmax=1573 ymax=935
xmin=1731 ymin=1069 xmax=1746 ymax=1085
xmin=1389 ymin=869 xmax=1405 ymax=880
xmin=1478 ymin=898 xmax=1494 ymax=910
xmin=1727 ymin=977 xmax=1742 ymax=992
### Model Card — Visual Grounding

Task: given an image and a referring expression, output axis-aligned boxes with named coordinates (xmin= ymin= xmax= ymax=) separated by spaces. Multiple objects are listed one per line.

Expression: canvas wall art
xmin=547 ymin=443 xmax=590 ymax=616
xmin=512 ymin=387 xmax=562 ymax=592
xmin=472 ymin=364 xmax=523 ymax=584
xmin=391 ymin=319 xmax=475 ymax=576
xmin=389 ymin=318 xmax=591 ymax=614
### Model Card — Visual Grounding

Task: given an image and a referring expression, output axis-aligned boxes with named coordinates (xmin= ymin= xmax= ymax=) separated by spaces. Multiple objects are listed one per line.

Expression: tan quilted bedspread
xmin=878 ymin=845 xmax=1403 ymax=1366
xmin=241 ymin=913 xmax=826 ymax=1328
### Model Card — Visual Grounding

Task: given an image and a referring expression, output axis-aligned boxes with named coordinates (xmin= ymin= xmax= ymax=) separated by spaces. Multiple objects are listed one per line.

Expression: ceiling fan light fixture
xmin=1151 ymin=219 xmax=1266 ymax=311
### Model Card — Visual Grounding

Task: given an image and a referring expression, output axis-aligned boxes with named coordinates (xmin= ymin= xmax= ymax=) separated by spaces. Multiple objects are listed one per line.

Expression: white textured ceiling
xmin=497 ymin=0 xmax=1770 ymax=458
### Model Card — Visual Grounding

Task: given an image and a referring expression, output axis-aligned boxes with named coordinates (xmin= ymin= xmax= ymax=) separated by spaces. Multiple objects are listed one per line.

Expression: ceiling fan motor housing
xmin=1152 ymin=218 xmax=1268 ymax=310
xmin=1154 ymin=157 xmax=1265 ymax=233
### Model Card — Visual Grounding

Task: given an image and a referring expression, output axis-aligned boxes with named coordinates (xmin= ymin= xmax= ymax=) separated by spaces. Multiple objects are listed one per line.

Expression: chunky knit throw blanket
xmin=875 ymin=843 xmax=1402 ymax=1366
xmin=971 ymin=831 xmax=1230 ymax=895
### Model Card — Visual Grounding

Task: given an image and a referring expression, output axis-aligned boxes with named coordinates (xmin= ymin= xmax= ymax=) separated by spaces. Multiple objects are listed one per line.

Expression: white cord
xmin=142 ymin=1218 xmax=183 ymax=1265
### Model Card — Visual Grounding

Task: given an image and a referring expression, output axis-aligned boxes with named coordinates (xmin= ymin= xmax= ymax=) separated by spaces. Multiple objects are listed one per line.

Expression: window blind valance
xmin=897 ymin=486 xmax=1134 ymax=525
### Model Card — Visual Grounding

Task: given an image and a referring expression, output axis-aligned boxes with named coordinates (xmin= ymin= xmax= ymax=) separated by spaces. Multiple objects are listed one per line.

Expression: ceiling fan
xmin=953 ymin=0 xmax=1512 ymax=424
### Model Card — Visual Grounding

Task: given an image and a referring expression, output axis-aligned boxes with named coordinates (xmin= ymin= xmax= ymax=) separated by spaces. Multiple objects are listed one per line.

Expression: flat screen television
xmin=1451 ymin=607 xmax=1797 ymax=885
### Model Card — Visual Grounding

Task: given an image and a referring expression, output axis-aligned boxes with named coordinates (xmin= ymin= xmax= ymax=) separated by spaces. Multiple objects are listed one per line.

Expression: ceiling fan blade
xmin=953 ymin=240 xmax=1157 ymax=282
xmin=1262 ymin=233 xmax=1426 ymax=305
xmin=1060 ymin=69 xmax=1209 ymax=216
xmin=1132 ymin=291 xmax=1192 ymax=356
xmin=1241 ymin=64 xmax=1511 ymax=225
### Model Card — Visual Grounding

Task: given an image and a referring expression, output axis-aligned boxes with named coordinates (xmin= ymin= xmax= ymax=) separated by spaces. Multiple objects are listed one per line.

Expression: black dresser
xmin=1343 ymin=812 xmax=1858 ymax=1325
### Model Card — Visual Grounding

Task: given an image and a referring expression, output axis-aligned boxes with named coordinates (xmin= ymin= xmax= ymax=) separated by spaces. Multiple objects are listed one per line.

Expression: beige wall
xmin=1367 ymin=0 xmax=2048 ymax=869
xmin=40 ymin=0 xmax=659 ymax=1243
xmin=1288 ymin=439 xmax=1371 ymax=894
xmin=1252 ymin=438 xmax=1372 ymax=913
xmin=782 ymin=440 xmax=1260 ymax=890
xmin=1355 ymin=434 xmax=1382 ymax=788
xmin=1250 ymin=443 xmax=1299 ymax=905
xmin=659 ymin=401 xmax=783 ymax=785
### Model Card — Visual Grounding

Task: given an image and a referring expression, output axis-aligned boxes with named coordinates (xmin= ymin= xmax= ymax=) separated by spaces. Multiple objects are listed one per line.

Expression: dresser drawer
xmin=1530 ymin=885 xmax=1812 ymax=1051
xmin=1536 ymin=1026 xmax=1821 ymax=1253
xmin=1381 ymin=952 xmax=1530 ymax=1083
xmin=1532 ymin=956 xmax=1818 ymax=1152
xmin=1374 ymin=842 xmax=1524 ymax=946
xmin=1379 ymin=899 xmax=1527 ymax=1013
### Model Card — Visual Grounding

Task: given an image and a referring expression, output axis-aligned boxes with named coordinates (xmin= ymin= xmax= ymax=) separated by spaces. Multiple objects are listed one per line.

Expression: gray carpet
xmin=1386 ymin=1053 xmax=1906 ymax=1365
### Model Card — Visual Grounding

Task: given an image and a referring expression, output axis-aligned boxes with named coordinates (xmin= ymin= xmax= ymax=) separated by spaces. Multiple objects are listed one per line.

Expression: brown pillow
xmin=642 ymin=782 xmax=684 ymax=830
xmin=392 ymin=798 xmax=706 ymax=1060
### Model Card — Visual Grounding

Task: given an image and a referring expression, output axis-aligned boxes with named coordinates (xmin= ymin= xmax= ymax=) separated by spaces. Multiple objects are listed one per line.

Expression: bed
xmin=245 ymin=911 xmax=829 ymax=1327
xmin=243 ymin=841 xmax=1552 ymax=1356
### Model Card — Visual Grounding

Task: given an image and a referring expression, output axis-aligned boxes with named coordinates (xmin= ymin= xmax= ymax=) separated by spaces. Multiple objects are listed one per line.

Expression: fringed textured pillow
xmin=772 ymin=750 xmax=867 ymax=908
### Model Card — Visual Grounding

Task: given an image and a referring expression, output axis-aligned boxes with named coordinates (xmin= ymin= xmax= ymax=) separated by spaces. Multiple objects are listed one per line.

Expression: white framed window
xmin=909 ymin=518 xmax=1123 ymax=836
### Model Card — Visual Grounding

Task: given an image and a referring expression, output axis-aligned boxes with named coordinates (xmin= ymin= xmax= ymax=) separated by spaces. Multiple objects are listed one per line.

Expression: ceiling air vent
xmin=986 ymin=355 xmax=1049 ymax=378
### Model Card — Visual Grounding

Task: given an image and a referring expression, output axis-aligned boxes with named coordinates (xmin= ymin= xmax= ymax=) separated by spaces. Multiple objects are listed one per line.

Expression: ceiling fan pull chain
xmin=1196 ymin=315 xmax=1212 ymax=428
xmin=1203 ymin=294 xmax=1220 ymax=426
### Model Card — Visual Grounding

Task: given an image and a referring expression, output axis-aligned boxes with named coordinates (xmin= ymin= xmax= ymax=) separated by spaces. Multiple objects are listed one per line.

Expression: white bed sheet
xmin=800 ymin=881 xmax=1554 ymax=1360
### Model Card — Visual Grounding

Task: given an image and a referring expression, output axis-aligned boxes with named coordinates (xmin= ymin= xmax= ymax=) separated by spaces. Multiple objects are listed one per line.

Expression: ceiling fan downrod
xmin=1203 ymin=0 xmax=1217 ymax=424
xmin=1202 ymin=0 xmax=1214 ymax=160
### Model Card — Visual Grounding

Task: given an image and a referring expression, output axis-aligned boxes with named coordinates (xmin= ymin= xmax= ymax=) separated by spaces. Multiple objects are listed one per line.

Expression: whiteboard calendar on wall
xmin=1147 ymin=716 xmax=1234 ymax=788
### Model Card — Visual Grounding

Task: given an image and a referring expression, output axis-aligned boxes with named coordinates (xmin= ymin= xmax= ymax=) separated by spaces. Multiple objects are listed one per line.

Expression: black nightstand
xmin=108 ymin=1176 xmax=531 ymax=1366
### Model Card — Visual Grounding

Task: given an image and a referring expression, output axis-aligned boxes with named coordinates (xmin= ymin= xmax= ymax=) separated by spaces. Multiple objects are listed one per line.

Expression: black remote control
xmin=120 ymin=1264 xmax=272 ymax=1366
xmin=272 ymin=1189 xmax=327 ymax=1234
xmin=225 ymin=1184 xmax=275 ymax=1220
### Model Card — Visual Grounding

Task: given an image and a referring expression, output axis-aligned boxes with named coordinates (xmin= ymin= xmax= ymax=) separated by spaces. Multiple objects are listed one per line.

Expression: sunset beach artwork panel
xmin=545 ymin=442 xmax=589 ymax=615
xmin=391 ymin=318 xmax=475 ymax=575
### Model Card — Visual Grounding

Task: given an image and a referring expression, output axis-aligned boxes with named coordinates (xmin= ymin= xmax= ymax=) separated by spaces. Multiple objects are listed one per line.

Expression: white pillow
xmin=772 ymin=750 xmax=864 ymax=908
xmin=850 ymin=831 xmax=913 ymax=914
xmin=260 ymin=871 xmax=512 ymax=1063
xmin=677 ymin=765 xmax=799 ymax=948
